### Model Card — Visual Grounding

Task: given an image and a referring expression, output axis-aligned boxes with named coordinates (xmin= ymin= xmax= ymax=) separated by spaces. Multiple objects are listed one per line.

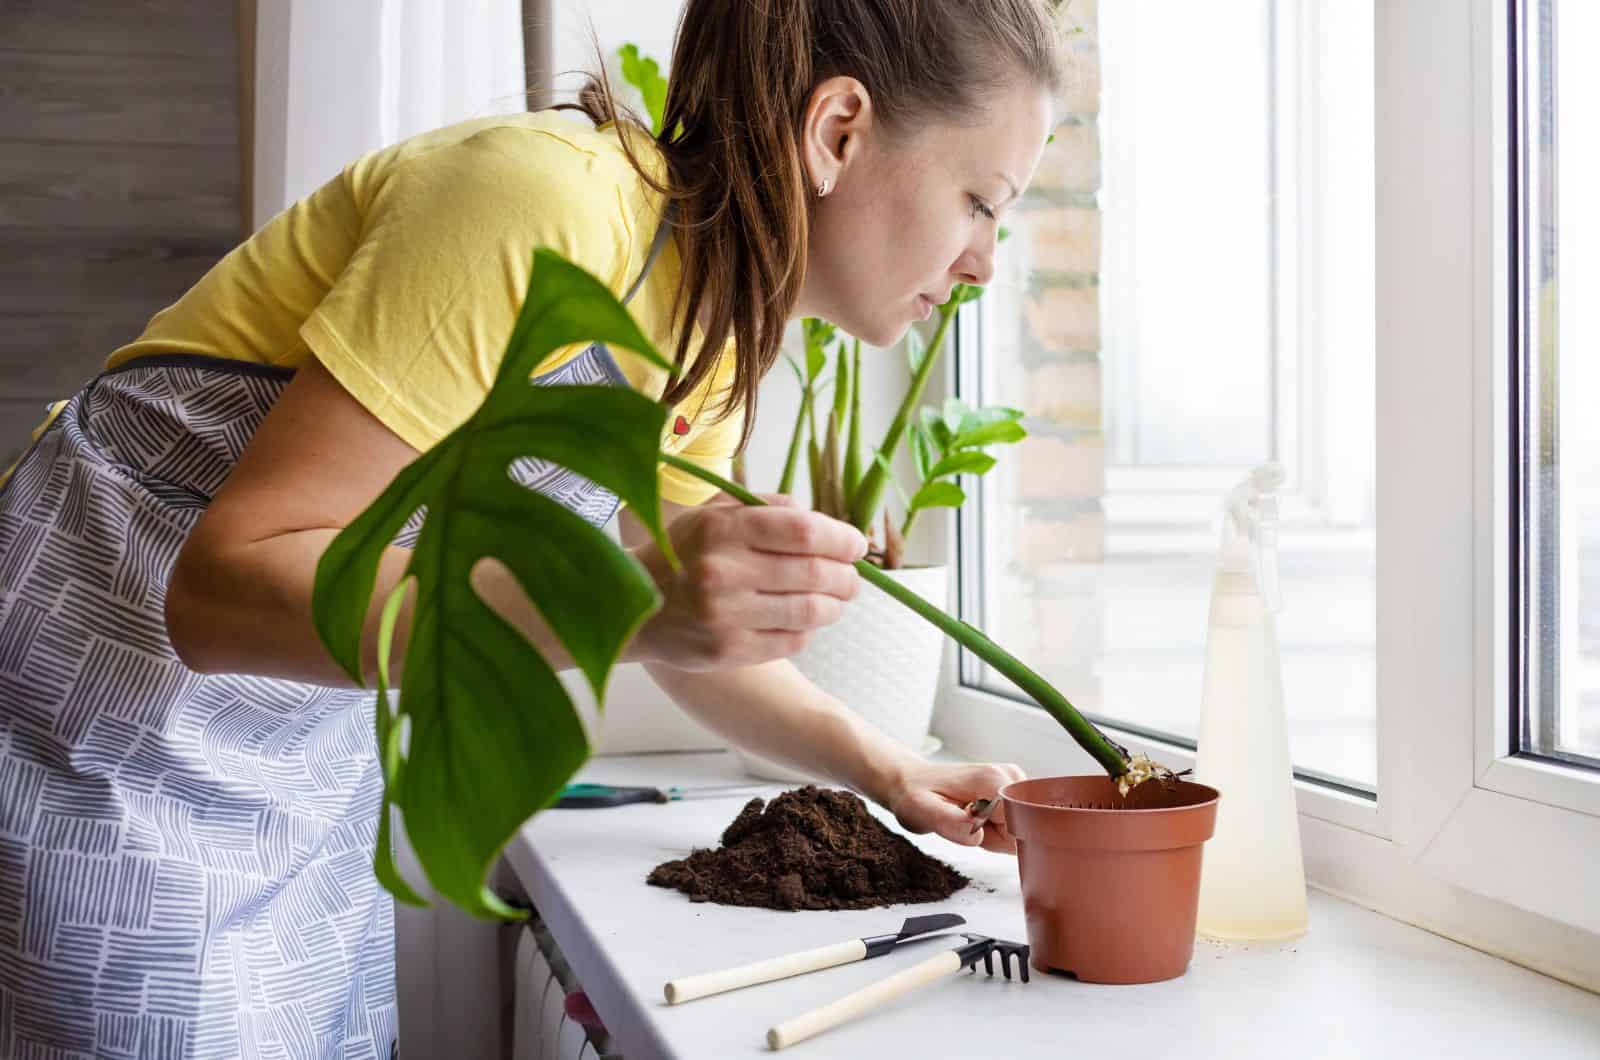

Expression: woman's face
xmin=798 ymin=79 xmax=1054 ymax=348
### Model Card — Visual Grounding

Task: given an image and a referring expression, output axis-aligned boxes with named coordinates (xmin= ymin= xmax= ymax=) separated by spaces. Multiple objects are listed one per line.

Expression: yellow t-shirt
xmin=105 ymin=112 xmax=740 ymax=506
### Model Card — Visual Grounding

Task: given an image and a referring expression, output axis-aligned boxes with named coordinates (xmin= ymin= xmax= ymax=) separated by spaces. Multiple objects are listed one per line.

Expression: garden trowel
xmin=663 ymin=913 xmax=966 ymax=1004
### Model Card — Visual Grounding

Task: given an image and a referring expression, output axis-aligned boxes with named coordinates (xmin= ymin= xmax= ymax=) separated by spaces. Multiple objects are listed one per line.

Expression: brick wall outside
xmin=978 ymin=0 xmax=1106 ymax=710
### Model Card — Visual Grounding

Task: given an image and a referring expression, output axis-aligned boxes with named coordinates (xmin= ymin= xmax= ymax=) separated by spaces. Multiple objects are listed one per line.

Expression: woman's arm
xmin=165 ymin=356 xmax=588 ymax=685
xmin=166 ymin=356 xmax=870 ymax=686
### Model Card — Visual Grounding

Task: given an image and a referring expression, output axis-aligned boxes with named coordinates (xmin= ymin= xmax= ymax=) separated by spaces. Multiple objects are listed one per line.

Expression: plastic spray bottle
xmin=1193 ymin=463 xmax=1308 ymax=940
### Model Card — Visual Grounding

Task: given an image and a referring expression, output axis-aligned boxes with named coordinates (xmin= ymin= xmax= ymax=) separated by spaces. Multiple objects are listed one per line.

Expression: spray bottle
xmin=1193 ymin=462 xmax=1308 ymax=940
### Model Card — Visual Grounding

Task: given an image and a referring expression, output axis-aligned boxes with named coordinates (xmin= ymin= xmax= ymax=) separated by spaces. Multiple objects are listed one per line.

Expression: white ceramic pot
xmin=737 ymin=564 xmax=950 ymax=782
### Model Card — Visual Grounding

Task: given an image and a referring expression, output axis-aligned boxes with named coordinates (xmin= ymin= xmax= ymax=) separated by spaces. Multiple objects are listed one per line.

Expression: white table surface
xmin=503 ymin=750 xmax=1600 ymax=1060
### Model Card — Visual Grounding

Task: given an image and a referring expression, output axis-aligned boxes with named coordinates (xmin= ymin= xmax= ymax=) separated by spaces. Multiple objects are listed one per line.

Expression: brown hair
xmin=567 ymin=0 xmax=1063 ymax=449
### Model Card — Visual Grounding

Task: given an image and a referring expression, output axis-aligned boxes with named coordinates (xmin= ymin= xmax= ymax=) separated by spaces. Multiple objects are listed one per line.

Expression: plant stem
xmin=848 ymin=305 xmax=957 ymax=533
xmin=660 ymin=453 xmax=1129 ymax=780
xmin=777 ymin=390 xmax=811 ymax=495
xmin=899 ymin=508 xmax=918 ymax=542
xmin=843 ymin=338 xmax=862 ymax=507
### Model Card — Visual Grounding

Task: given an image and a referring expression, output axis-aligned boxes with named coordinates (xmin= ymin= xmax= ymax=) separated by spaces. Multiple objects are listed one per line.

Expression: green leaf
xmin=618 ymin=44 xmax=669 ymax=136
xmin=907 ymin=480 xmax=966 ymax=513
xmin=313 ymin=250 xmax=676 ymax=919
xmin=920 ymin=406 xmax=954 ymax=453
xmin=806 ymin=345 xmax=827 ymax=383
xmin=909 ymin=423 xmax=934 ymax=483
xmin=942 ymin=397 xmax=968 ymax=436
xmin=956 ymin=285 xmax=985 ymax=305
xmin=373 ymin=578 xmax=427 ymax=908
xmin=952 ymin=420 xmax=1027 ymax=449
xmin=956 ymin=403 xmax=1022 ymax=437
xmin=998 ymin=226 xmax=1012 ymax=243
xmin=927 ymin=451 xmax=996 ymax=480
xmin=802 ymin=317 xmax=837 ymax=383
xmin=871 ymin=449 xmax=912 ymax=512
xmin=783 ymin=352 xmax=805 ymax=386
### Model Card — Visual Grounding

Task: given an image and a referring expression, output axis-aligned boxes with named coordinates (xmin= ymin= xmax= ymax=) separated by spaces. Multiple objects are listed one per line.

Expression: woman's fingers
xmin=976 ymin=822 xmax=1019 ymax=854
xmin=636 ymin=502 xmax=869 ymax=670
xmin=747 ymin=553 xmax=861 ymax=598
xmin=738 ymin=506 xmax=869 ymax=562
xmin=716 ymin=590 xmax=846 ymax=633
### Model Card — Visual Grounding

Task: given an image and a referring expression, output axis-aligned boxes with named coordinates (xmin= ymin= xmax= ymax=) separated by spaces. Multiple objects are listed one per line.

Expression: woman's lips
xmin=915 ymin=294 xmax=934 ymax=321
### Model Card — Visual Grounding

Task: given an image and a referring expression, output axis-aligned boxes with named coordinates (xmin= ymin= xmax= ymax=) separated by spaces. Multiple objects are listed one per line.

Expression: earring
xmin=816 ymin=178 xmax=830 ymax=197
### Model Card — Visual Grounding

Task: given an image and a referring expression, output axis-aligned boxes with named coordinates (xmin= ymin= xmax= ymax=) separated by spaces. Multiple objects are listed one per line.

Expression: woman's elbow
xmin=164 ymin=547 xmax=224 ymax=674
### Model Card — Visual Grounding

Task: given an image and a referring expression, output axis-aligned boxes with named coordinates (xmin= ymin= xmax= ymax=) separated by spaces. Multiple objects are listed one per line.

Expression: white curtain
xmin=251 ymin=0 xmax=526 ymax=227
xmin=379 ymin=0 xmax=528 ymax=147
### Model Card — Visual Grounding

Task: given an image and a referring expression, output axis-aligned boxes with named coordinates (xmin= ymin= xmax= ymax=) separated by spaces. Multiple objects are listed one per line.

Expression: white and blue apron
xmin=0 ymin=219 xmax=671 ymax=1059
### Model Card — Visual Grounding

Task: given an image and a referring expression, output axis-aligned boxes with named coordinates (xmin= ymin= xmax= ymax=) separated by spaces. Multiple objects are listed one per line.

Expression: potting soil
xmin=646 ymin=786 xmax=969 ymax=910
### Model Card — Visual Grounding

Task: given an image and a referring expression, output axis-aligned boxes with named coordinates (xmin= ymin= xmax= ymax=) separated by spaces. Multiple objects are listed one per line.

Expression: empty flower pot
xmin=1001 ymin=776 xmax=1220 ymax=984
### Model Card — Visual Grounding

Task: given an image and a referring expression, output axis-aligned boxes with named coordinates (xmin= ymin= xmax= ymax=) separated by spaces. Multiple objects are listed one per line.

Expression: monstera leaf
xmin=618 ymin=44 xmax=669 ymax=136
xmin=312 ymin=250 xmax=677 ymax=920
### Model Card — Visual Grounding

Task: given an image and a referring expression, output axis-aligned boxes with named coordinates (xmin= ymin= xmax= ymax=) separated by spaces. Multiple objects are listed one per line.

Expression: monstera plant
xmin=311 ymin=251 xmax=1141 ymax=921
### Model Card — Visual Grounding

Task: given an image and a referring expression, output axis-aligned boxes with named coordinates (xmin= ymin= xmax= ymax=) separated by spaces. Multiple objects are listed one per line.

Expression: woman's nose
xmin=956 ymin=245 xmax=996 ymax=287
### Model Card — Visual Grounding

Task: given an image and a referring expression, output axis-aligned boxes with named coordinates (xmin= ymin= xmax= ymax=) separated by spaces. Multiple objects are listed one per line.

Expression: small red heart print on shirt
xmin=673 ymin=415 xmax=690 ymax=436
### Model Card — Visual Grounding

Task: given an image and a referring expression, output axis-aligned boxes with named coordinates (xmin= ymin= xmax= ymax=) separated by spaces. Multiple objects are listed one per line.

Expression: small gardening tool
xmin=766 ymin=932 xmax=1030 ymax=1051
xmin=663 ymin=913 xmax=966 ymax=1004
xmin=965 ymin=796 xmax=999 ymax=835
xmin=554 ymin=782 xmax=771 ymax=809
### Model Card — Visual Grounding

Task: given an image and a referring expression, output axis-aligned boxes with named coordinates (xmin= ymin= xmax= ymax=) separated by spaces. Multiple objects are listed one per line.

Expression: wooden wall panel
xmin=0 ymin=2 xmax=240 ymax=468
xmin=0 ymin=0 xmax=231 ymax=58
xmin=0 ymin=51 xmax=237 ymax=147
xmin=0 ymin=142 xmax=238 ymax=235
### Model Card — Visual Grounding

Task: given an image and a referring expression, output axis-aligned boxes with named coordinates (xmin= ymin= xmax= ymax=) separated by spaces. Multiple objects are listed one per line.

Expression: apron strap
xmin=620 ymin=204 xmax=677 ymax=307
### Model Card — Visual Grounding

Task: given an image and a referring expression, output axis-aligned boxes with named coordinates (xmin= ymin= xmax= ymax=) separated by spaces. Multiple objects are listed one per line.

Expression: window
xmin=938 ymin=0 xmax=1600 ymax=970
xmin=955 ymin=0 xmax=1378 ymax=792
xmin=1514 ymin=0 xmax=1600 ymax=769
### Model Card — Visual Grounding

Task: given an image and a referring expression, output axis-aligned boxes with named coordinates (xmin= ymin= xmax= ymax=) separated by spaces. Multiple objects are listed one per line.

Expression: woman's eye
xmin=969 ymin=196 xmax=996 ymax=221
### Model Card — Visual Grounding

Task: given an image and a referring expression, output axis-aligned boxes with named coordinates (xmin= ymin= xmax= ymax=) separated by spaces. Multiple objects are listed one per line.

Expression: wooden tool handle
xmin=766 ymin=949 xmax=963 ymax=1050
xmin=664 ymin=939 xmax=868 ymax=1004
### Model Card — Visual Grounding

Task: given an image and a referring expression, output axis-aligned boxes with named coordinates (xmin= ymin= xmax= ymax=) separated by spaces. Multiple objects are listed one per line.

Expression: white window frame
xmin=934 ymin=0 xmax=1600 ymax=986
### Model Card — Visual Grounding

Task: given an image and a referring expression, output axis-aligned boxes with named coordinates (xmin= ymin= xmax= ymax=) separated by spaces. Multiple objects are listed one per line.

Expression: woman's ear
xmin=801 ymin=75 xmax=872 ymax=196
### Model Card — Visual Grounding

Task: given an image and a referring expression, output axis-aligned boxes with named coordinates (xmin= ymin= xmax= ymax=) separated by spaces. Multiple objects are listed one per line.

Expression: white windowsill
xmin=502 ymin=749 xmax=1600 ymax=1060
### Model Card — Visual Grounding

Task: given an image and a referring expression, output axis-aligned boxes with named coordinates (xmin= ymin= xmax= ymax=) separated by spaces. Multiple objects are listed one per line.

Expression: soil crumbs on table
xmin=647 ymin=786 xmax=968 ymax=911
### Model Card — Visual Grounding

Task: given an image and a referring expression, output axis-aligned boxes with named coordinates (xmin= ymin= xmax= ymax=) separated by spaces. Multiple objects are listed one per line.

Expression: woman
xmin=0 ymin=0 xmax=1061 ymax=1054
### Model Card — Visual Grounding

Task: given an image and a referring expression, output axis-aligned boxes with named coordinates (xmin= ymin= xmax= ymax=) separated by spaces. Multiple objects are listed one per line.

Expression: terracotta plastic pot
xmin=1001 ymin=776 xmax=1220 ymax=984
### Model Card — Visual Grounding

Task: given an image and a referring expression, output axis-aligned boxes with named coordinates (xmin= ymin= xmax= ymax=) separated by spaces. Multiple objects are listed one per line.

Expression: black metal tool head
xmin=897 ymin=914 xmax=965 ymax=940
xmin=864 ymin=915 xmax=960 ymax=960
xmin=957 ymin=932 xmax=1031 ymax=983
xmin=861 ymin=913 xmax=966 ymax=959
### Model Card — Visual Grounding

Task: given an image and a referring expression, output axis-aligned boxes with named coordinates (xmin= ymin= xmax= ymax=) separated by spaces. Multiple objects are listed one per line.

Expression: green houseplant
xmin=310 ymin=248 xmax=1142 ymax=920
xmin=735 ymin=283 xmax=1027 ymax=777
xmin=778 ymin=308 xmax=1025 ymax=567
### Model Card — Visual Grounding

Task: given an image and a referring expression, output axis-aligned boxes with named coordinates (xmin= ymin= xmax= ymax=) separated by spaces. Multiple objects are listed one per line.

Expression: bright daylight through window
xmin=960 ymin=0 xmax=1377 ymax=790
xmin=1516 ymin=0 xmax=1598 ymax=768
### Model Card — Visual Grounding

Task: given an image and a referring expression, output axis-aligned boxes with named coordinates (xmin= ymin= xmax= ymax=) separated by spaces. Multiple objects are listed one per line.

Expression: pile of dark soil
xmin=646 ymin=786 xmax=968 ymax=911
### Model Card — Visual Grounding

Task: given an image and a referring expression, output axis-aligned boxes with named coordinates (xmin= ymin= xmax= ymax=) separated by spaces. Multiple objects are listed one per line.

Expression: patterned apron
xmin=0 ymin=219 xmax=672 ymax=1059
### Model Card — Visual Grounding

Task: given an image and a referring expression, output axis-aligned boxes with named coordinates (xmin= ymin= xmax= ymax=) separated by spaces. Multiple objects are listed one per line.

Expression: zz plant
xmin=781 ymin=231 xmax=1018 ymax=560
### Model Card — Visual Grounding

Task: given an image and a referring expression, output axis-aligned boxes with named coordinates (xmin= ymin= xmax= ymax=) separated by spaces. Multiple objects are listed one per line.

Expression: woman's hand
xmin=630 ymin=494 xmax=868 ymax=670
xmin=884 ymin=759 xmax=1027 ymax=854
